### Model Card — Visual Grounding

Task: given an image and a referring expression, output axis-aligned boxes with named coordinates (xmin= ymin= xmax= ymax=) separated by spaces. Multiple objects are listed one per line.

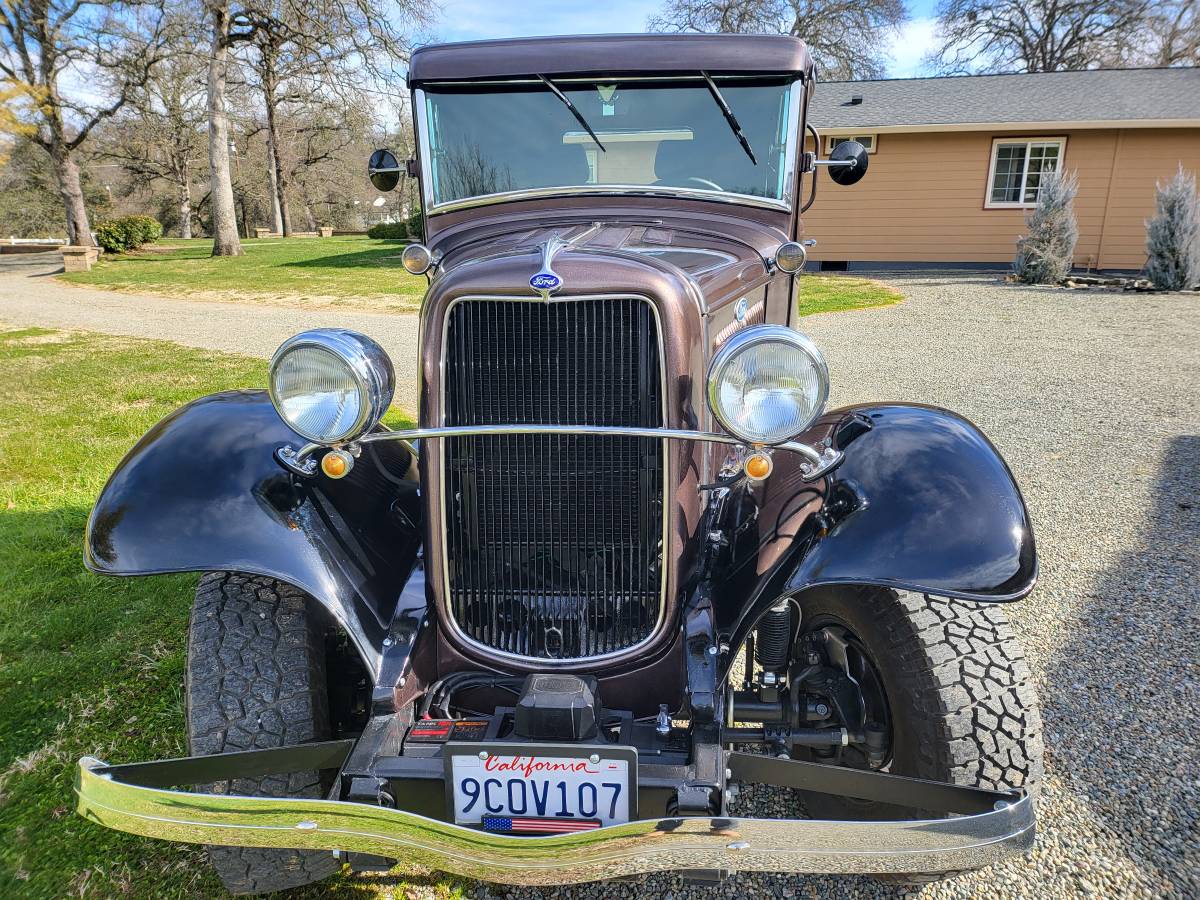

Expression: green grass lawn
xmin=0 ymin=327 xmax=458 ymax=899
xmin=58 ymin=237 xmax=428 ymax=311
xmin=56 ymin=235 xmax=898 ymax=317
xmin=795 ymin=274 xmax=901 ymax=316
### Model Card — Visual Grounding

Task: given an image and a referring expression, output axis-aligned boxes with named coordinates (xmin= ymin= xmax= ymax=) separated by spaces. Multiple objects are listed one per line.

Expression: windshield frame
xmin=413 ymin=76 xmax=805 ymax=216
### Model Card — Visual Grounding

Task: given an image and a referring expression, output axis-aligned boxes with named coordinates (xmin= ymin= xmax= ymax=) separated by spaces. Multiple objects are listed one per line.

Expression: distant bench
xmin=1 ymin=241 xmax=66 ymax=255
xmin=253 ymin=227 xmax=334 ymax=239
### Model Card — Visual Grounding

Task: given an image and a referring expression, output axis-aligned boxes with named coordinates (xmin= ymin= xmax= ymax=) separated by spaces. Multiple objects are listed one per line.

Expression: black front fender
xmin=85 ymin=390 xmax=422 ymax=673
xmin=720 ymin=404 xmax=1037 ymax=655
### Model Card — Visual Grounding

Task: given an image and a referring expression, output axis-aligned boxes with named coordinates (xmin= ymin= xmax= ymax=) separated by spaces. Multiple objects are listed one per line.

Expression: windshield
xmin=420 ymin=77 xmax=798 ymax=209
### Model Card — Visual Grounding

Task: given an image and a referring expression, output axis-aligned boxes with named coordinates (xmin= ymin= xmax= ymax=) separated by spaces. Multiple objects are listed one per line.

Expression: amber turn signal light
xmin=744 ymin=451 xmax=773 ymax=481
xmin=320 ymin=449 xmax=354 ymax=479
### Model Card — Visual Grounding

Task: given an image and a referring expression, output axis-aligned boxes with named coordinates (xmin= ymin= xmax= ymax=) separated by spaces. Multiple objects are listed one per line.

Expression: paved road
xmin=4 ymin=252 xmax=1199 ymax=898
xmin=0 ymin=253 xmax=422 ymax=411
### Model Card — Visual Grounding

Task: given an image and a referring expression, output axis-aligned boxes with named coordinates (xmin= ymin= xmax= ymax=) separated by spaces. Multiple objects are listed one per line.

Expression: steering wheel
xmin=653 ymin=176 xmax=725 ymax=191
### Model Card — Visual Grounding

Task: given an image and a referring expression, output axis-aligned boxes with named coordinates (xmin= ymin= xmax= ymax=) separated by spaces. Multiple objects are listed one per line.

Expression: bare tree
xmin=648 ymin=0 xmax=907 ymax=80
xmin=1106 ymin=0 xmax=1199 ymax=66
xmin=1 ymin=0 xmax=168 ymax=246
xmin=278 ymin=99 xmax=372 ymax=230
xmin=236 ymin=0 xmax=431 ymax=236
xmin=106 ymin=52 xmax=208 ymax=238
xmin=928 ymin=0 xmax=1150 ymax=74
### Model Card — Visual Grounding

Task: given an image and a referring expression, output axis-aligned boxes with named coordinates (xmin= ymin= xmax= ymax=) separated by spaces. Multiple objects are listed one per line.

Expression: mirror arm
xmin=801 ymin=122 xmax=819 ymax=213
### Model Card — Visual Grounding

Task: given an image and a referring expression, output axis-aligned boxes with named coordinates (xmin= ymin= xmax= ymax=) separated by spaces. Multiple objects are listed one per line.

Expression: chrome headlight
xmin=269 ymin=329 xmax=394 ymax=444
xmin=707 ymin=325 xmax=829 ymax=445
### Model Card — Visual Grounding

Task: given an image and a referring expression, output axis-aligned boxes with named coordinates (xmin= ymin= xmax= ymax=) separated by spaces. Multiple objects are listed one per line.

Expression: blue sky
xmin=435 ymin=0 xmax=941 ymax=80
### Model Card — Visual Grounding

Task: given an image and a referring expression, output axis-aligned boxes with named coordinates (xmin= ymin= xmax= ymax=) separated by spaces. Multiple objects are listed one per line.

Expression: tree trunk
xmin=179 ymin=176 xmax=192 ymax=239
xmin=50 ymin=145 xmax=96 ymax=247
xmin=266 ymin=138 xmax=284 ymax=234
xmin=301 ymin=189 xmax=318 ymax=232
xmin=206 ymin=2 xmax=243 ymax=257
xmin=262 ymin=60 xmax=291 ymax=236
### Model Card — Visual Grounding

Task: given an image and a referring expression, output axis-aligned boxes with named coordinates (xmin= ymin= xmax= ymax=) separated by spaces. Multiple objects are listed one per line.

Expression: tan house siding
xmin=802 ymin=127 xmax=1200 ymax=270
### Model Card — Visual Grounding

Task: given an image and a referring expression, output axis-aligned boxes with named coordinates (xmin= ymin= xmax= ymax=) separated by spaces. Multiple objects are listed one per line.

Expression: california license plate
xmin=444 ymin=743 xmax=637 ymax=831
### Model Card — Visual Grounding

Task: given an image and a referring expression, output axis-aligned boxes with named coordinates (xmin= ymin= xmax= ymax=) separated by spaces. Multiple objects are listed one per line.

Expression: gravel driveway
xmin=3 ymin=256 xmax=1197 ymax=898
xmin=483 ymin=277 xmax=1200 ymax=900
xmin=0 ymin=253 xmax=421 ymax=411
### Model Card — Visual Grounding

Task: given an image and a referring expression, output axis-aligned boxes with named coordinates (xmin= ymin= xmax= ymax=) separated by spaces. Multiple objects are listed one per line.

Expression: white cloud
xmin=886 ymin=17 xmax=939 ymax=79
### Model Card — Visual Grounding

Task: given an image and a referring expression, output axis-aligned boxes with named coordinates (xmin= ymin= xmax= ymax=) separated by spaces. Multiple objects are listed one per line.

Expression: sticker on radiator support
xmin=407 ymin=719 xmax=491 ymax=743
xmin=450 ymin=720 xmax=490 ymax=741
xmin=407 ymin=720 xmax=454 ymax=742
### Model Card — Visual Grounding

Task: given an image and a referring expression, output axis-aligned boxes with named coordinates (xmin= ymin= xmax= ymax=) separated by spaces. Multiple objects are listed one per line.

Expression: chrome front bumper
xmin=76 ymin=756 xmax=1034 ymax=884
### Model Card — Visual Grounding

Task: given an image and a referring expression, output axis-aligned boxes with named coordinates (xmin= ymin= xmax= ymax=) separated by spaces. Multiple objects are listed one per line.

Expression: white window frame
xmin=825 ymin=133 xmax=877 ymax=155
xmin=984 ymin=136 xmax=1067 ymax=209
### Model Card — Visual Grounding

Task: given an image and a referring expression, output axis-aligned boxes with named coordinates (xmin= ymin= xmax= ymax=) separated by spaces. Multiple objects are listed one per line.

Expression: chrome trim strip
xmin=76 ymin=757 xmax=1036 ymax=884
xmin=434 ymin=294 xmax=672 ymax=667
xmin=427 ymin=184 xmax=792 ymax=216
xmin=295 ymin=425 xmax=838 ymax=477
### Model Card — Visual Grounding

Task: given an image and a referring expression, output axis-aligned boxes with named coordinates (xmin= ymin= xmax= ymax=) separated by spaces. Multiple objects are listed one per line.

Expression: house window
xmin=825 ymin=134 xmax=876 ymax=154
xmin=986 ymin=138 xmax=1065 ymax=207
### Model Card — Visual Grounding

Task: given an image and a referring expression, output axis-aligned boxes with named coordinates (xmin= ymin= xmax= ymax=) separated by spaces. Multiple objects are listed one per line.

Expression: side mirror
xmin=368 ymin=148 xmax=401 ymax=192
xmin=826 ymin=140 xmax=868 ymax=186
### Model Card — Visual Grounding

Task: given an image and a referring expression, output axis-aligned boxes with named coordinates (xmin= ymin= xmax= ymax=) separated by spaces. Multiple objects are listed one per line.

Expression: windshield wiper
xmin=538 ymin=74 xmax=606 ymax=152
xmin=701 ymin=71 xmax=757 ymax=166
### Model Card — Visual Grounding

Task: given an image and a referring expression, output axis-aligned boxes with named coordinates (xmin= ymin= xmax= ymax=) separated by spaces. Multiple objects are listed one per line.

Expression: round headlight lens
xmin=707 ymin=325 xmax=829 ymax=445
xmin=401 ymin=243 xmax=433 ymax=275
xmin=774 ymin=241 xmax=807 ymax=274
xmin=269 ymin=330 xmax=394 ymax=444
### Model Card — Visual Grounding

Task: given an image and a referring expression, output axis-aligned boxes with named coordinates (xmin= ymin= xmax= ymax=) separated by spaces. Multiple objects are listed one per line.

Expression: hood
xmin=427 ymin=213 xmax=789 ymax=316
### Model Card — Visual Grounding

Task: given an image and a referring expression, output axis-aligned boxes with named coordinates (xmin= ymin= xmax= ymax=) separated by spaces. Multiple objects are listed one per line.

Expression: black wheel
xmin=186 ymin=572 xmax=341 ymax=895
xmin=793 ymin=586 xmax=1043 ymax=877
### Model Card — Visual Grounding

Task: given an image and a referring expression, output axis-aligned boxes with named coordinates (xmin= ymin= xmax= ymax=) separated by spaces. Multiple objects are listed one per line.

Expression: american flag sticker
xmin=482 ymin=816 xmax=603 ymax=834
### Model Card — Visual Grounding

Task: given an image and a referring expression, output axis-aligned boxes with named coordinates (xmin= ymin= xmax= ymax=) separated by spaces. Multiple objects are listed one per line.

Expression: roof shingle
xmin=809 ymin=68 xmax=1200 ymax=130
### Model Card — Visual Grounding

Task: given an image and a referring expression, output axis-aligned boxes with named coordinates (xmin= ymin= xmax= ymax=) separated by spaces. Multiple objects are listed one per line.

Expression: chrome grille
xmin=443 ymin=297 xmax=664 ymax=660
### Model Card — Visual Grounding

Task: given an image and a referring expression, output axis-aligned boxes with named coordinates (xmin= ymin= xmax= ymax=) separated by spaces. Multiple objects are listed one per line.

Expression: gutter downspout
xmin=1096 ymin=129 xmax=1125 ymax=272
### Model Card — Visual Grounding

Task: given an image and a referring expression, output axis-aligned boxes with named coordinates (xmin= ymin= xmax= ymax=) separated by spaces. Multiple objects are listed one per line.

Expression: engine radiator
xmin=442 ymin=297 xmax=665 ymax=660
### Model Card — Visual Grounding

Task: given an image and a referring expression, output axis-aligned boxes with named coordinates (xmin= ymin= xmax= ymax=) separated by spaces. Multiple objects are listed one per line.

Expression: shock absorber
xmin=754 ymin=600 xmax=793 ymax=670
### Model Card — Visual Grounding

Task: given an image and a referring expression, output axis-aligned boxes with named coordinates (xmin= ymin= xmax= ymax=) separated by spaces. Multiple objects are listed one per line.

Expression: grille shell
xmin=441 ymin=296 xmax=666 ymax=661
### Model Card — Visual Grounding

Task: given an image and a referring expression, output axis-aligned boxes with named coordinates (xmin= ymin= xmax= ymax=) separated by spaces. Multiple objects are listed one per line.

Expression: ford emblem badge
xmin=529 ymin=272 xmax=562 ymax=292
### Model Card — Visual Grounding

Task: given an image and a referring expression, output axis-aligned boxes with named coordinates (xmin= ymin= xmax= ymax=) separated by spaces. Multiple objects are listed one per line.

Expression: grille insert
xmin=443 ymin=297 xmax=664 ymax=660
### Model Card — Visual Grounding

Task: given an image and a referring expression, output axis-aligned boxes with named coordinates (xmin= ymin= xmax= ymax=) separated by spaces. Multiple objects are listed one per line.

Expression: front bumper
xmin=76 ymin=750 xmax=1034 ymax=885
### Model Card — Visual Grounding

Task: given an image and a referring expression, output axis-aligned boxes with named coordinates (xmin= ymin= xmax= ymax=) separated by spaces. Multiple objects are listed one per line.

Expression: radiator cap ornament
xmin=530 ymin=236 xmax=567 ymax=299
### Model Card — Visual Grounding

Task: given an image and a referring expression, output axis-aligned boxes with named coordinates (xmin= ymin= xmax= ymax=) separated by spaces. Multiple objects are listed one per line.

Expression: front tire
xmin=185 ymin=572 xmax=341 ymax=895
xmin=795 ymin=586 xmax=1043 ymax=827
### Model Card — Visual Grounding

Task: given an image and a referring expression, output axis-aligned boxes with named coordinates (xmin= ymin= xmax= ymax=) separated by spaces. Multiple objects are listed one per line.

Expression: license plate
xmin=445 ymin=742 xmax=637 ymax=830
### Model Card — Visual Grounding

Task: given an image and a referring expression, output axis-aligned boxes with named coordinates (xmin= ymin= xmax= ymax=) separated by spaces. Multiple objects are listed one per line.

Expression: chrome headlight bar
xmin=278 ymin=424 xmax=842 ymax=482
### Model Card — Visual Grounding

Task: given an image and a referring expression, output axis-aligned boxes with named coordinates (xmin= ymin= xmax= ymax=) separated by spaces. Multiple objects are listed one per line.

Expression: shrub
xmin=94 ymin=220 xmax=130 ymax=253
xmin=1013 ymin=170 xmax=1079 ymax=285
xmin=368 ymin=221 xmax=407 ymax=240
xmin=92 ymin=214 xmax=163 ymax=253
xmin=1145 ymin=165 xmax=1200 ymax=291
xmin=405 ymin=206 xmax=424 ymax=240
xmin=128 ymin=214 xmax=163 ymax=245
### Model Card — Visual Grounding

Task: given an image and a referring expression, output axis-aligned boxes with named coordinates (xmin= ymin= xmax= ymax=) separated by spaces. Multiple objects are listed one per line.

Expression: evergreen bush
xmin=1145 ymin=166 xmax=1200 ymax=291
xmin=367 ymin=221 xmax=407 ymax=240
xmin=93 ymin=215 xmax=164 ymax=253
xmin=1013 ymin=170 xmax=1079 ymax=285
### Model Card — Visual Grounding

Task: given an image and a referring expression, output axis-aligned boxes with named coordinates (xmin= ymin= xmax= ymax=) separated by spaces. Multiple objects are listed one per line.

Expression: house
xmin=803 ymin=67 xmax=1200 ymax=272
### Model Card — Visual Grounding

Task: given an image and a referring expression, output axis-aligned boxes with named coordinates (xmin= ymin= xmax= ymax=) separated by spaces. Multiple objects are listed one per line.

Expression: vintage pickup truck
xmin=77 ymin=33 xmax=1041 ymax=894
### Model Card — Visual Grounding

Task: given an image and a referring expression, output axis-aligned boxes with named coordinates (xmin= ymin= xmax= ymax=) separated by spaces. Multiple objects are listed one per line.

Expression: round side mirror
xmin=368 ymin=148 xmax=400 ymax=192
xmin=827 ymin=140 xmax=869 ymax=186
